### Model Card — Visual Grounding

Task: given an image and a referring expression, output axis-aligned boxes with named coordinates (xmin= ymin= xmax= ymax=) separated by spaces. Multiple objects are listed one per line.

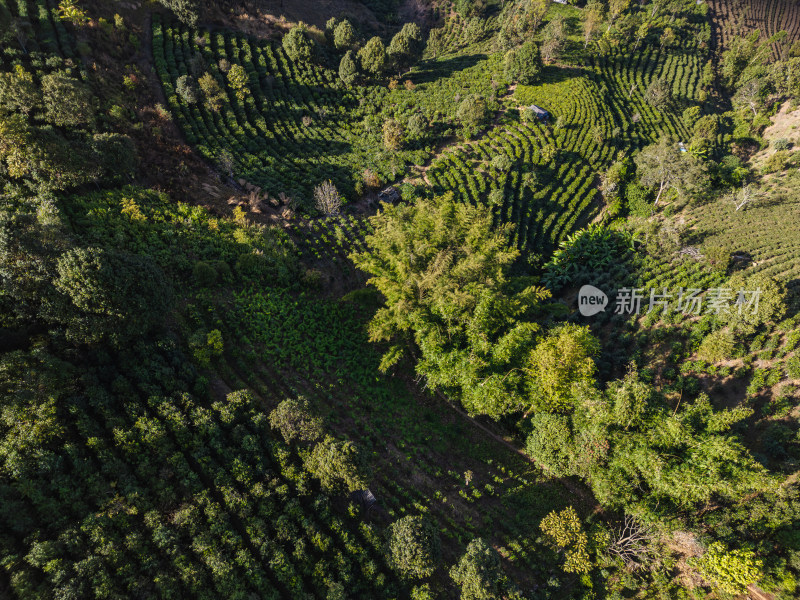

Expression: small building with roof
xmin=528 ymin=105 xmax=550 ymax=122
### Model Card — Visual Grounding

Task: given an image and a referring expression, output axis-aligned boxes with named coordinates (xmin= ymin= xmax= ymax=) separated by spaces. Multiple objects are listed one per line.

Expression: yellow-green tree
xmin=540 ymin=507 xmax=592 ymax=574
xmin=226 ymin=64 xmax=249 ymax=100
xmin=689 ymin=542 xmax=763 ymax=595
xmin=351 ymin=194 xmax=551 ymax=418
xmin=526 ymin=324 xmax=600 ymax=413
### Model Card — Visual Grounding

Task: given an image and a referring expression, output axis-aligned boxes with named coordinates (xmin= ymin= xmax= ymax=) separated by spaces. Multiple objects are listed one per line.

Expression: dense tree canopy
xmin=352 ymin=194 xmax=554 ymax=418
xmin=283 ymin=25 xmax=314 ymax=63
xmin=503 ymin=41 xmax=543 ymax=85
xmin=526 ymin=370 xmax=773 ymax=517
xmin=387 ymin=515 xmax=441 ymax=580
xmin=358 ymin=36 xmax=387 ymax=76
xmin=53 ymin=247 xmax=173 ymax=345
xmin=450 ymin=538 xmax=513 ymax=600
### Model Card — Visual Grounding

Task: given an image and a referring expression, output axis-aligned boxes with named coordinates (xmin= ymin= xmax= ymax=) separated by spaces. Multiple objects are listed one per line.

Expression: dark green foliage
xmin=339 ymin=50 xmax=358 ymax=86
xmin=269 ymin=398 xmax=324 ymax=444
xmin=387 ymin=515 xmax=441 ymax=579
xmin=189 ymin=327 xmax=223 ymax=366
xmin=155 ymin=0 xmax=201 ymax=26
xmin=0 ymin=207 xmax=65 ymax=324
xmin=192 ymin=260 xmax=218 ymax=287
xmin=91 ymin=133 xmax=137 ymax=181
xmin=503 ymin=41 xmax=543 ymax=85
xmin=542 ymin=225 xmax=634 ymax=290
xmin=283 ymin=26 xmax=313 ymax=63
xmin=450 ymin=538 xmax=512 ymax=600
xmin=305 ymin=435 xmax=369 ymax=494
xmin=53 ymin=247 xmax=172 ymax=345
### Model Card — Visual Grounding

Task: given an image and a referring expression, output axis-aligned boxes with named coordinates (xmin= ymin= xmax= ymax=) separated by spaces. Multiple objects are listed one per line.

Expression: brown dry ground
xmin=750 ymin=100 xmax=800 ymax=169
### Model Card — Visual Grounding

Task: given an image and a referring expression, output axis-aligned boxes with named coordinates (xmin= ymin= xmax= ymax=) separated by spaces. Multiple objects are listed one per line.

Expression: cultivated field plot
xmin=0 ymin=0 xmax=76 ymax=57
xmin=707 ymin=0 xmax=800 ymax=58
xmin=153 ymin=17 xmax=423 ymax=205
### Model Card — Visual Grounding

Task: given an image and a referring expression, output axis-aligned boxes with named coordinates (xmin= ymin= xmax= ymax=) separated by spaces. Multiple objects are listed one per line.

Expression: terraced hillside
xmin=152 ymin=17 xmax=426 ymax=205
xmin=708 ymin=0 xmax=800 ymax=58
xmin=0 ymin=0 xmax=77 ymax=57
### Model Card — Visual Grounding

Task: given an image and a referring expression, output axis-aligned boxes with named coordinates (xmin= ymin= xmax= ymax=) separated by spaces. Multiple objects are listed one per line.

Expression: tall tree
xmin=582 ymin=0 xmax=605 ymax=48
xmin=333 ymin=19 xmax=355 ymax=51
xmin=387 ymin=516 xmax=441 ymax=580
xmin=526 ymin=371 xmax=773 ymax=515
xmin=339 ymin=50 xmax=358 ymax=85
xmin=502 ymin=41 xmax=543 ymax=84
xmin=634 ymin=137 xmax=699 ymax=204
xmin=450 ymin=538 xmax=513 ymax=600
xmin=351 ymin=194 xmax=551 ymax=418
xmin=155 ymin=0 xmax=201 ymax=27
xmin=541 ymin=14 xmax=567 ymax=63
xmin=282 ymin=25 xmax=313 ymax=63
xmin=526 ymin=324 xmax=600 ymax=414
xmin=41 ymin=73 xmax=93 ymax=126
xmin=358 ymin=36 xmax=387 ymax=76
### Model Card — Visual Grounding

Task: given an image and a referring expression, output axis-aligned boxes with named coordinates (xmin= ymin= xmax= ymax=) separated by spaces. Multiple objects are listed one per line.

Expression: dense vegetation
xmin=1 ymin=0 xmax=800 ymax=598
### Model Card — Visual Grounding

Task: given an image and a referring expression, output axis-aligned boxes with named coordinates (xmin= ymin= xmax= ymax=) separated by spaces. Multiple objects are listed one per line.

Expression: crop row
xmin=153 ymin=17 xmax=423 ymax=206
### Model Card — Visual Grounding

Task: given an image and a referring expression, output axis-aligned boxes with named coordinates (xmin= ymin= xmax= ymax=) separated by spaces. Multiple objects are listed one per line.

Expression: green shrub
xmin=625 ymin=182 xmax=653 ymax=217
xmin=305 ymin=435 xmax=369 ymax=493
xmin=786 ymin=356 xmax=800 ymax=380
xmin=450 ymin=538 xmax=511 ymax=600
xmin=689 ymin=542 xmax=763 ymax=595
xmin=772 ymin=138 xmax=790 ymax=151
xmin=697 ymin=328 xmax=735 ymax=363
xmin=190 ymin=328 xmax=224 ymax=366
xmin=703 ymin=244 xmax=731 ymax=273
xmin=193 ymin=260 xmax=217 ymax=286
xmin=526 ymin=413 xmax=573 ymax=476
xmin=387 ymin=515 xmax=441 ymax=580
xmin=268 ymin=397 xmax=324 ymax=444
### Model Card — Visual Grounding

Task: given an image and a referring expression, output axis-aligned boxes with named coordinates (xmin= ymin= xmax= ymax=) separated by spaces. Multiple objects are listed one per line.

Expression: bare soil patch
xmin=751 ymin=101 xmax=800 ymax=168
xmin=249 ymin=0 xmax=381 ymax=30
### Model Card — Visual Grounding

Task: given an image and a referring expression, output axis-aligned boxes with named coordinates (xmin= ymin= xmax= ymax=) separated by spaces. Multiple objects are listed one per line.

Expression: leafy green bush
xmin=305 ymin=435 xmax=369 ymax=493
xmin=387 ymin=515 xmax=441 ymax=580
xmin=503 ymin=41 xmax=542 ymax=85
xmin=189 ymin=328 xmax=223 ymax=366
xmin=268 ymin=398 xmax=324 ymax=444
xmin=697 ymin=328 xmax=735 ymax=363
xmin=689 ymin=542 xmax=763 ymax=595
xmin=526 ymin=413 xmax=573 ymax=476
xmin=540 ymin=506 xmax=592 ymax=574
xmin=772 ymin=138 xmax=790 ymax=151
xmin=450 ymin=538 xmax=511 ymax=600
xmin=53 ymin=247 xmax=172 ymax=345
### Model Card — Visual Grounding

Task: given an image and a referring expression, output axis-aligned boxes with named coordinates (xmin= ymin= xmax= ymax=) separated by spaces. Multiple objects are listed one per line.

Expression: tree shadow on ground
xmin=411 ymin=53 xmax=487 ymax=85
